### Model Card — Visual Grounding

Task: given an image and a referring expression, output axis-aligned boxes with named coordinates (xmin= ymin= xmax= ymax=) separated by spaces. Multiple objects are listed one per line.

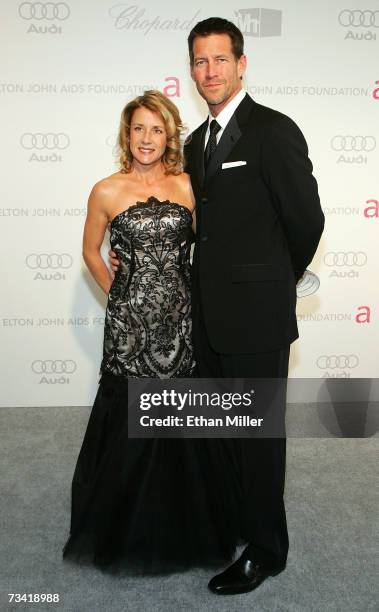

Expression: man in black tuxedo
xmin=185 ymin=18 xmax=324 ymax=595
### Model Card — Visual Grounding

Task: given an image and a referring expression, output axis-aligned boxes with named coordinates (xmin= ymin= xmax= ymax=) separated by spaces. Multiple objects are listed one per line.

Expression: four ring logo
xmin=20 ymin=133 xmax=70 ymax=150
xmin=32 ymin=360 xmax=77 ymax=374
xmin=316 ymin=355 xmax=359 ymax=369
xmin=331 ymin=135 xmax=376 ymax=152
xmin=18 ymin=2 xmax=70 ymax=20
xmin=26 ymin=253 xmax=73 ymax=269
xmin=324 ymin=252 xmax=367 ymax=266
xmin=338 ymin=9 xmax=379 ymax=27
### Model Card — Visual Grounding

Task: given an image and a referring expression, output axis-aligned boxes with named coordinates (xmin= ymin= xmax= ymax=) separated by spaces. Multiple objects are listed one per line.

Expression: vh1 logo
xmin=234 ymin=8 xmax=282 ymax=37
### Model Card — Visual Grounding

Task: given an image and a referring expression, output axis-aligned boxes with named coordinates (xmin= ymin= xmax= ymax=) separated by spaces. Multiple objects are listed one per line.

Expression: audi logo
xmin=296 ymin=270 xmax=320 ymax=297
xmin=316 ymin=355 xmax=359 ymax=369
xmin=26 ymin=253 xmax=73 ymax=269
xmin=32 ymin=360 xmax=77 ymax=374
xmin=18 ymin=2 xmax=70 ymax=20
xmin=331 ymin=135 xmax=376 ymax=152
xmin=338 ymin=9 xmax=379 ymax=27
xmin=324 ymin=252 xmax=367 ymax=267
xmin=20 ymin=133 xmax=70 ymax=150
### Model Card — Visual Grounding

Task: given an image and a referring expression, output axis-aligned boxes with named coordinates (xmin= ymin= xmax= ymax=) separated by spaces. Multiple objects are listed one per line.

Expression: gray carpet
xmin=0 ymin=406 xmax=378 ymax=612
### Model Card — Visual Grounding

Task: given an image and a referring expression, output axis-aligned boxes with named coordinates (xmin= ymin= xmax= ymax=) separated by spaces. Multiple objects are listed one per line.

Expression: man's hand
xmin=108 ymin=249 xmax=120 ymax=277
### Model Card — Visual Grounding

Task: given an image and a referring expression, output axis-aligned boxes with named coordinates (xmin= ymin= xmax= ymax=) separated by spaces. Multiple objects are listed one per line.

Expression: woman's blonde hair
xmin=118 ymin=90 xmax=184 ymax=174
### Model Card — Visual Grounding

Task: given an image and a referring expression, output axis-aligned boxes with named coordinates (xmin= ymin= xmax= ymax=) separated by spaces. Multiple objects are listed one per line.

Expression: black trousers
xmin=193 ymin=298 xmax=290 ymax=568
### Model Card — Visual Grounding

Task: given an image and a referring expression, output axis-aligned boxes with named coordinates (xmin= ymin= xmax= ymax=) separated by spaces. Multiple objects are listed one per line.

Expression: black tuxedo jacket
xmin=184 ymin=94 xmax=324 ymax=354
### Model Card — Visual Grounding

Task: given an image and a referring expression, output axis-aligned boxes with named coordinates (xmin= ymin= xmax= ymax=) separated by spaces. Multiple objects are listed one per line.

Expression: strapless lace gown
xmin=62 ymin=197 xmax=241 ymax=575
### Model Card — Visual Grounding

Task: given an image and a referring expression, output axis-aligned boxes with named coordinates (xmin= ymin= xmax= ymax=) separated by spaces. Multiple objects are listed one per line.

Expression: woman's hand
xmin=108 ymin=249 xmax=120 ymax=275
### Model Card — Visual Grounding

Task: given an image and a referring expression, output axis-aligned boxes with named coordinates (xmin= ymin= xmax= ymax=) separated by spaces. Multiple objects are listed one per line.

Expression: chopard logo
xmin=108 ymin=5 xmax=201 ymax=35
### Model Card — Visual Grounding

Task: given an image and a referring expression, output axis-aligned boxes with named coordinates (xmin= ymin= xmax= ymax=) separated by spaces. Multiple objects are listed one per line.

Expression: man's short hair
xmin=188 ymin=17 xmax=244 ymax=65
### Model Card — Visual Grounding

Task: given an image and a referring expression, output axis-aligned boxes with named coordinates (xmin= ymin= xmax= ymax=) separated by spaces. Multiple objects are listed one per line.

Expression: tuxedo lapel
xmin=204 ymin=94 xmax=256 ymax=185
xmin=204 ymin=115 xmax=241 ymax=183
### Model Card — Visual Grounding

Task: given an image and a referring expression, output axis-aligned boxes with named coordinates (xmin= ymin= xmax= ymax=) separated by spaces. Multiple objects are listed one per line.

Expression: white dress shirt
xmin=204 ymin=88 xmax=247 ymax=150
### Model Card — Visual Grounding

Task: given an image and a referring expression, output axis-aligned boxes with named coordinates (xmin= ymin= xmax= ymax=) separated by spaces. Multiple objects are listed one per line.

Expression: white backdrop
xmin=0 ymin=1 xmax=378 ymax=407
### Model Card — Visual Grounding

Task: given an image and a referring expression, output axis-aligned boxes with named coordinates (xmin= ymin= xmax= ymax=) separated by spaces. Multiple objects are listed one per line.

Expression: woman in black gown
xmin=62 ymin=91 xmax=241 ymax=575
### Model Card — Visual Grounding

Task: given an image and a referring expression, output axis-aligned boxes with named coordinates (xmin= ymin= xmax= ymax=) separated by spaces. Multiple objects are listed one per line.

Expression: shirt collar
xmin=207 ymin=89 xmax=246 ymax=131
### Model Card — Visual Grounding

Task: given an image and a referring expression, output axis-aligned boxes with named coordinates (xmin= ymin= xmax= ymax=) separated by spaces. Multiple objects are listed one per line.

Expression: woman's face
xmin=129 ymin=107 xmax=167 ymax=167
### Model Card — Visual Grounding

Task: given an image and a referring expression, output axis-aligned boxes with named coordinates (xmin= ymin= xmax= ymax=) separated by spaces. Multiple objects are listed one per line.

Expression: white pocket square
xmin=221 ymin=161 xmax=247 ymax=169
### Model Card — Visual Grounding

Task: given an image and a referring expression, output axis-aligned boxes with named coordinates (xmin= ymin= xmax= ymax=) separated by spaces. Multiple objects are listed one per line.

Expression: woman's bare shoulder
xmin=173 ymin=171 xmax=192 ymax=194
xmin=173 ymin=172 xmax=194 ymax=207
xmin=175 ymin=171 xmax=192 ymax=186
xmin=90 ymin=171 xmax=126 ymax=199
xmin=86 ymin=172 xmax=129 ymax=221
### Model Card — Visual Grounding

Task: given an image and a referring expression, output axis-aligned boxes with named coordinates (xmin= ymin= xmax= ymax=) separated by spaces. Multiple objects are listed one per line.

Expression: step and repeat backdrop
xmin=0 ymin=1 xmax=378 ymax=406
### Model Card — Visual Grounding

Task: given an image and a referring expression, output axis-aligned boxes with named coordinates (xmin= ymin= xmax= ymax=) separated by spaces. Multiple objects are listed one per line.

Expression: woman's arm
xmin=191 ymin=207 xmax=196 ymax=234
xmin=82 ymin=182 xmax=113 ymax=295
xmin=183 ymin=172 xmax=196 ymax=233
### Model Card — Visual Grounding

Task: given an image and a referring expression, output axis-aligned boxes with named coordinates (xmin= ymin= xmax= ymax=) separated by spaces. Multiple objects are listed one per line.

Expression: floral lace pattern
xmin=100 ymin=197 xmax=196 ymax=378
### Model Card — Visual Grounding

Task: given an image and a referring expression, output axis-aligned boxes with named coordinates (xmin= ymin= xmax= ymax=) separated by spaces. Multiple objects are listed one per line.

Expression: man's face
xmin=190 ymin=33 xmax=247 ymax=115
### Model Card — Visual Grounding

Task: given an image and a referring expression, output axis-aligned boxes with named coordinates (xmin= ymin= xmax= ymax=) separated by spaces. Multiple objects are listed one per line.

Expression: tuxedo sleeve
xmin=262 ymin=117 xmax=325 ymax=282
xmin=183 ymin=140 xmax=192 ymax=174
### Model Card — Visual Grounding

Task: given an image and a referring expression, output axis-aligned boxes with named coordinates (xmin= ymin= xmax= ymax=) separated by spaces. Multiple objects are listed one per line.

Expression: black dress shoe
xmin=208 ymin=547 xmax=285 ymax=595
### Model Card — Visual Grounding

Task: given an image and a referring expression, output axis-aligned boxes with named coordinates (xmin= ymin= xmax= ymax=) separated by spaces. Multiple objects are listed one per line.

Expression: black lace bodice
xmin=100 ymin=196 xmax=196 ymax=378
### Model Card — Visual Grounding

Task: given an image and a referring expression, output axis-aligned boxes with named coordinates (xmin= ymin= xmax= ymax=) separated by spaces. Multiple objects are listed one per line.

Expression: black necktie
xmin=204 ymin=119 xmax=221 ymax=168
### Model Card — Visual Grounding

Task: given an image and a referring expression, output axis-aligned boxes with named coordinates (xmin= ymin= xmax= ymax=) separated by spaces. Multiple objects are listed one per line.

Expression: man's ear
xmin=190 ymin=63 xmax=195 ymax=81
xmin=238 ymin=54 xmax=247 ymax=79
